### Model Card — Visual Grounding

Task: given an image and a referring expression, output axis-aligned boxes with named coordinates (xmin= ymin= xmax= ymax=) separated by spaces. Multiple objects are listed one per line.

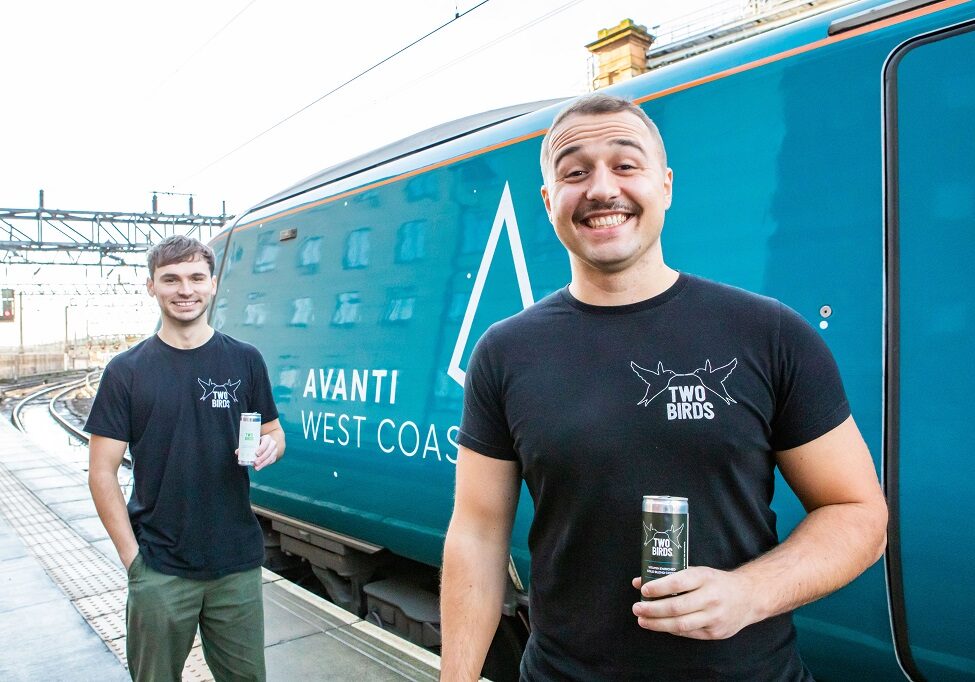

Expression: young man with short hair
xmin=440 ymin=94 xmax=887 ymax=680
xmin=87 ymin=234 xmax=284 ymax=681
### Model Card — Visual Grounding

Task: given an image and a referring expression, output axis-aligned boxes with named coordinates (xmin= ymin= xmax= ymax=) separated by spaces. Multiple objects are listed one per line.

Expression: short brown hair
xmin=540 ymin=93 xmax=667 ymax=180
xmin=147 ymin=235 xmax=215 ymax=278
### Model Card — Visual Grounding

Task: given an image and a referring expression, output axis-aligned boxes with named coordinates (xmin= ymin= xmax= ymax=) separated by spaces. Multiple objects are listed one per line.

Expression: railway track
xmin=10 ymin=370 xmax=98 ymax=438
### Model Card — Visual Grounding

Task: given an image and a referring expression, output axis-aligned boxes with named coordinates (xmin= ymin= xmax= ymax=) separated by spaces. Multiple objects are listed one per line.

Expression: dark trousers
xmin=125 ymin=553 xmax=265 ymax=682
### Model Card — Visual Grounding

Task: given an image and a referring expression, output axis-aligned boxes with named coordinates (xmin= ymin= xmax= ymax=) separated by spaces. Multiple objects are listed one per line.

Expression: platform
xmin=0 ymin=419 xmax=442 ymax=681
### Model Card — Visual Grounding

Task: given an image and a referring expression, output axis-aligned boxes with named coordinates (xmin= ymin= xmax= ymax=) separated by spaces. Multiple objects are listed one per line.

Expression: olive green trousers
xmin=125 ymin=553 xmax=265 ymax=682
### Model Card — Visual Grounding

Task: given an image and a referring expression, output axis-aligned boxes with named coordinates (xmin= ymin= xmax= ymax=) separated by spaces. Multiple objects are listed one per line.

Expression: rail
xmin=47 ymin=370 xmax=101 ymax=443
xmin=10 ymin=372 xmax=88 ymax=432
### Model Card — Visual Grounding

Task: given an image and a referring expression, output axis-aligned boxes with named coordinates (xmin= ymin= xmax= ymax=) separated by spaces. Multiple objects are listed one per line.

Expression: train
xmin=207 ymin=1 xmax=975 ymax=679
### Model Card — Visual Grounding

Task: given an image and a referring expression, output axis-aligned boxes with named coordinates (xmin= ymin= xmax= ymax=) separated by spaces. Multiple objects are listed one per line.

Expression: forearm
xmin=736 ymin=499 xmax=887 ymax=622
xmin=440 ymin=528 xmax=509 ymax=681
xmin=88 ymin=469 xmax=138 ymax=561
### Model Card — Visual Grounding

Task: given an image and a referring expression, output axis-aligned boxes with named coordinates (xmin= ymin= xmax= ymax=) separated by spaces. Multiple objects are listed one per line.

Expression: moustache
xmin=573 ymin=201 xmax=640 ymax=222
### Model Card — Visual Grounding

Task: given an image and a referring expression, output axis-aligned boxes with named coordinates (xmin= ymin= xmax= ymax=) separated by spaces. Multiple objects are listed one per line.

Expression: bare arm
xmin=88 ymin=434 xmax=139 ymax=569
xmin=633 ymin=416 xmax=887 ymax=638
xmin=254 ymin=418 xmax=286 ymax=471
xmin=440 ymin=446 xmax=521 ymax=681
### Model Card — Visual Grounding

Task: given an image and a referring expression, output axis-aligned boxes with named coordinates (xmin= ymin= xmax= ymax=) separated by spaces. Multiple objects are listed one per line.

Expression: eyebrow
xmin=553 ymin=137 xmax=647 ymax=170
xmin=552 ymin=144 xmax=580 ymax=170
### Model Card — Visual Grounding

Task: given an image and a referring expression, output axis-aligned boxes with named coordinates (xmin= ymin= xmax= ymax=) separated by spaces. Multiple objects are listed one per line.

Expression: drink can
xmin=238 ymin=413 xmax=261 ymax=466
xmin=641 ymin=495 xmax=688 ymax=600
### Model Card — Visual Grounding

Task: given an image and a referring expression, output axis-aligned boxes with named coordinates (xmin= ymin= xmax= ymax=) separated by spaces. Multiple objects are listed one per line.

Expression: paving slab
xmin=0 ymin=598 xmax=128 ymax=682
xmin=69 ymin=516 xmax=112 ymax=542
xmin=17 ymin=473 xmax=82 ymax=490
xmin=50 ymin=497 xmax=100 ymax=521
xmin=34 ymin=484 xmax=93 ymax=505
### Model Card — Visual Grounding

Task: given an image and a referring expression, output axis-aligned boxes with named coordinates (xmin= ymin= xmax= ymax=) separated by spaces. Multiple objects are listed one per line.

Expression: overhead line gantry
xmin=0 ymin=190 xmax=231 ymax=266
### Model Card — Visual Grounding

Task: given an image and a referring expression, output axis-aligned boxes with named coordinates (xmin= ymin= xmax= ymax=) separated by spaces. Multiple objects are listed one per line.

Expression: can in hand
xmin=641 ymin=495 xmax=688 ymax=601
xmin=238 ymin=413 xmax=261 ymax=466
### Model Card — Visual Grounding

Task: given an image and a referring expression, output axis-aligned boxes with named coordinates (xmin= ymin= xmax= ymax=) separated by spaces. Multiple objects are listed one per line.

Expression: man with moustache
xmin=440 ymin=94 xmax=887 ymax=681
xmin=87 ymin=235 xmax=285 ymax=681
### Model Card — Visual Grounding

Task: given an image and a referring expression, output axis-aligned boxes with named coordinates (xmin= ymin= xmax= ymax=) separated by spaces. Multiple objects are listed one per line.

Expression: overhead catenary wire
xmin=155 ymin=0 xmax=261 ymax=91
xmin=182 ymin=0 xmax=493 ymax=183
xmin=377 ymin=0 xmax=586 ymax=104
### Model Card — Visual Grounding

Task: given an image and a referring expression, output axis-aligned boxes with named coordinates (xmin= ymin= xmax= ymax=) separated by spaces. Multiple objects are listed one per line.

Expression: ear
xmin=210 ymin=275 xmax=217 ymax=294
xmin=146 ymin=277 xmax=156 ymax=298
xmin=662 ymin=167 xmax=674 ymax=210
xmin=540 ymin=184 xmax=553 ymax=223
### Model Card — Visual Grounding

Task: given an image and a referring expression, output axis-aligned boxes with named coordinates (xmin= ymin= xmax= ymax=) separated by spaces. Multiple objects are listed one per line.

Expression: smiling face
xmin=147 ymin=256 xmax=217 ymax=327
xmin=541 ymin=110 xmax=673 ymax=278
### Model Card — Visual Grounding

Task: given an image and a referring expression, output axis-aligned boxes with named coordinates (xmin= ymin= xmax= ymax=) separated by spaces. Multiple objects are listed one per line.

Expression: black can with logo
xmin=641 ymin=495 xmax=688 ymax=601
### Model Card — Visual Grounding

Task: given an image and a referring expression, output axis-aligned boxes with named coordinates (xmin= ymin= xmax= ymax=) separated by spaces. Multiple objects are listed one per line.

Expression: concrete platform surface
xmin=0 ymin=416 xmax=444 ymax=681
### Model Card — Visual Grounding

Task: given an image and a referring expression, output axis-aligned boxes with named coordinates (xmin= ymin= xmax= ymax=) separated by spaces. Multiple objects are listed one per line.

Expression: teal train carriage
xmin=209 ymin=1 xmax=975 ymax=679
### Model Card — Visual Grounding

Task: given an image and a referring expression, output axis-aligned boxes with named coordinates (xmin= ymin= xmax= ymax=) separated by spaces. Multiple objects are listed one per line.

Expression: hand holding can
xmin=238 ymin=413 xmax=261 ymax=466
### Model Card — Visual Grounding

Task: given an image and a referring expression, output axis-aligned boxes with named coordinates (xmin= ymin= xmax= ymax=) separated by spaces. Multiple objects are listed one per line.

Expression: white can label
xmin=238 ymin=417 xmax=261 ymax=466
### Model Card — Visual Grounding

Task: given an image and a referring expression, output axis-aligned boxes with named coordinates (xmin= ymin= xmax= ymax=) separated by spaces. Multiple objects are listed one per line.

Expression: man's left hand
xmin=253 ymin=434 xmax=279 ymax=471
xmin=631 ymin=567 xmax=762 ymax=640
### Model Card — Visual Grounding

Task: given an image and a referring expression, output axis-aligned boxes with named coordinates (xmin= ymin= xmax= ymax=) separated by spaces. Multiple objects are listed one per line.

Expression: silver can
xmin=641 ymin=495 xmax=688 ymax=600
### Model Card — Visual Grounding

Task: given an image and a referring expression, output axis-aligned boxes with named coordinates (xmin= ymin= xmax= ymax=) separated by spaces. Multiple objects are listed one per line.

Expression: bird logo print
xmin=630 ymin=358 xmax=738 ymax=406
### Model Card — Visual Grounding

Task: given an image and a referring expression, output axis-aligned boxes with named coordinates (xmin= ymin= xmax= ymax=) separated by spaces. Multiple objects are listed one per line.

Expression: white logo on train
xmin=297 ymin=183 xmax=533 ymax=466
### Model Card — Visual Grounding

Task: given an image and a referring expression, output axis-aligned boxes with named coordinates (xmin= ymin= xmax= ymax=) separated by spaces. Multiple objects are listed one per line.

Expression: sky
xmin=0 ymin=0 xmax=722 ymax=345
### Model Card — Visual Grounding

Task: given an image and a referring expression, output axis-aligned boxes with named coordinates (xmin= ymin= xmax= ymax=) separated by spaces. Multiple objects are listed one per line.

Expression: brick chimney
xmin=586 ymin=19 xmax=653 ymax=90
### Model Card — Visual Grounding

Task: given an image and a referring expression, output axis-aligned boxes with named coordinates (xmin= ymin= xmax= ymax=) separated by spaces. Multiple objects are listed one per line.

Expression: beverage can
xmin=641 ymin=495 xmax=688 ymax=600
xmin=238 ymin=413 xmax=261 ymax=466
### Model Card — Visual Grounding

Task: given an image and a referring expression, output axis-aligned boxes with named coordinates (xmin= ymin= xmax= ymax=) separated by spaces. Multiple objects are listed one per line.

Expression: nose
xmin=177 ymin=279 xmax=193 ymax=296
xmin=585 ymin=163 xmax=620 ymax=202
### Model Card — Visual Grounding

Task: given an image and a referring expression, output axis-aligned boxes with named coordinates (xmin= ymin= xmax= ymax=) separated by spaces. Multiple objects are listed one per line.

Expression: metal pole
xmin=15 ymin=291 xmax=24 ymax=381
xmin=64 ymin=304 xmax=70 ymax=371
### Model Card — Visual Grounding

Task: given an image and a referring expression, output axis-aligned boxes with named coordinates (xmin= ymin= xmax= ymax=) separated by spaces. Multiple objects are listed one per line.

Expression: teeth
xmin=586 ymin=213 xmax=629 ymax=228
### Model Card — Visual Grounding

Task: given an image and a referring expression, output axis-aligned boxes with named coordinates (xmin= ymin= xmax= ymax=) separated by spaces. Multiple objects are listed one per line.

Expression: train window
xmin=396 ymin=220 xmax=427 ymax=263
xmin=405 ymin=174 xmax=439 ymax=202
xmin=448 ymin=291 xmax=468 ymax=321
xmin=253 ymin=232 xmax=279 ymax=273
xmin=382 ymin=288 xmax=416 ymax=323
xmin=332 ymin=292 xmax=361 ymax=326
xmin=434 ymin=373 xmax=463 ymax=403
xmin=297 ymin=237 xmax=322 ymax=274
xmin=275 ymin=365 xmax=299 ymax=403
xmin=212 ymin=298 xmax=228 ymax=330
xmin=244 ymin=302 xmax=267 ymax=327
xmin=222 ymin=242 xmax=244 ymax=277
xmin=344 ymin=229 xmax=371 ymax=269
xmin=353 ymin=190 xmax=381 ymax=208
xmin=289 ymin=297 xmax=314 ymax=327
xmin=460 ymin=209 xmax=492 ymax=254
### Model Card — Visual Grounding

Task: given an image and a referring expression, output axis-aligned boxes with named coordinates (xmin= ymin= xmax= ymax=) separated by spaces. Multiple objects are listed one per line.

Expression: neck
xmin=157 ymin=320 xmax=215 ymax=349
xmin=569 ymin=256 xmax=678 ymax=307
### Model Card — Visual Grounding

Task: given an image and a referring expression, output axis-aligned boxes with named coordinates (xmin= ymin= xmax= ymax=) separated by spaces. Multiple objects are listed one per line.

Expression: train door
xmin=884 ymin=19 xmax=975 ymax=682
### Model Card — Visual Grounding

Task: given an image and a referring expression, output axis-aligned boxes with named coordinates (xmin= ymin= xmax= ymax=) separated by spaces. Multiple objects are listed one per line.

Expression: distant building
xmin=586 ymin=0 xmax=855 ymax=90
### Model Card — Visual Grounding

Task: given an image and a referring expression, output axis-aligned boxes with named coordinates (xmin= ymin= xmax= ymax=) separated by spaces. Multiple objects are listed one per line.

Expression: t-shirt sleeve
xmin=248 ymin=350 xmax=279 ymax=424
xmin=770 ymin=303 xmax=851 ymax=451
xmin=457 ymin=329 xmax=517 ymax=460
xmin=84 ymin=361 xmax=132 ymax=442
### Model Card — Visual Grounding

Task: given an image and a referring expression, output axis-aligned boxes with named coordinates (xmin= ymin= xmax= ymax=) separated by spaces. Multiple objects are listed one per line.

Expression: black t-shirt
xmin=458 ymin=274 xmax=849 ymax=681
xmin=85 ymin=331 xmax=279 ymax=580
